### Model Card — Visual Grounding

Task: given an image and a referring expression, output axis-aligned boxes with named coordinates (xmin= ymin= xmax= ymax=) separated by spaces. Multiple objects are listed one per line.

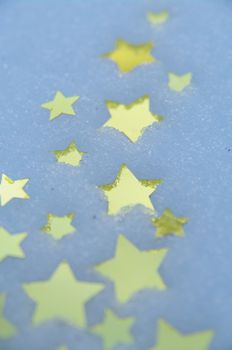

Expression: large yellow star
xmin=0 ymin=294 xmax=16 ymax=339
xmin=168 ymin=73 xmax=192 ymax=92
xmin=152 ymin=209 xmax=188 ymax=238
xmin=41 ymin=91 xmax=80 ymax=121
xmin=150 ymin=320 xmax=214 ymax=350
xmin=95 ymin=235 xmax=168 ymax=303
xmin=41 ymin=213 xmax=76 ymax=240
xmin=0 ymin=227 xmax=28 ymax=262
xmin=103 ymin=39 xmax=155 ymax=73
xmin=99 ymin=164 xmax=162 ymax=215
xmin=0 ymin=174 xmax=29 ymax=206
xmin=23 ymin=262 xmax=105 ymax=328
xmin=103 ymin=96 xmax=163 ymax=143
xmin=91 ymin=309 xmax=135 ymax=349
xmin=53 ymin=142 xmax=85 ymax=167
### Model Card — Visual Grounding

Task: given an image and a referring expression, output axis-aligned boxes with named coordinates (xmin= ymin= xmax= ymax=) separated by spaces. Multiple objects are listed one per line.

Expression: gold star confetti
xmin=41 ymin=213 xmax=76 ymax=240
xmin=0 ymin=294 xmax=16 ymax=339
xmin=103 ymin=96 xmax=163 ymax=143
xmin=103 ymin=39 xmax=155 ymax=73
xmin=95 ymin=235 xmax=168 ymax=303
xmin=168 ymin=73 xmax=192 ymax=92
xmin=0 ymin=227 xmax=28 ymax=262
xmin=56 ymin=346 xmax=68 ymax=350
xmin=91 ymin=309 xmax=135 ymax=349
xmin=99 ymin=164 xmax=162 ymax=215
xmin=152 ymin=209 xmax=188 ymax=238
xmin=23 ymin=261 xmax=105 ymax=327
xmin=149 ymin=320 xmax=214 ymax=350
xmin=147 ymin=11 xmax=169 ymax=25
xmin=0 ymin=174 xmax=29 ymax=206
xmin=53 ymin=142 xmax=85 ymax=167
xmin=41 ymin=91 xmax=80 ymax=121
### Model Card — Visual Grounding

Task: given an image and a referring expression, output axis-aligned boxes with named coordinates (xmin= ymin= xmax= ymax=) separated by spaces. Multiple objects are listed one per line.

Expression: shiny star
xmin=54 ymin=142 xmax=85 ymax=167
xmin=0 ymin=174 xmax=29 ymax=206
xmin=95 ymin=235 xmax=168 ymax=303
xmin=23 ymin=262 xmax=104 ymax=327
xmin=0 ymin=294 xmax=16 ymax=339
xmin=168 ymin=73 xmax=192 ymax=92
xmin=150 ymin=320 xmax=214 ymax=350
xmin=41 ymin=213 xmax=76 ymax=240
xmin=0 ymin=227 xmax=28 ymax=262
xmin=99 ymin=164 xmax=162 ymax=215
xmin=147 ymin=11 xmax=169 ymax=25
xmin=91 ymin=309 xmax=135 ymax=349
xmin=41 ymin=91 xmax=80 ymax=121
xmin=103 ymin=96 xmax=163 ymax=143
xmin=152 ymin=209 xmax=188 ymax=238
xmin=103 ymin=39 xmax=155 ymax=73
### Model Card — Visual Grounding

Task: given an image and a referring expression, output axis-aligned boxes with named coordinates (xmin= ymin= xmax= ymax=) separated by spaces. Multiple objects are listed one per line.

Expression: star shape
xmin=99 ymin=164 xmax=162 ymax=215
xmin=95 ymin=235 xmax=168 ymax=303
xmin=168 ymin=73 xmax=192 ymax=92
xmin=0 ymin=227 xmax=28 ymax=262
xmin=103 ymin=39 xmax=155 ymax=73
xmin=149 ymin=320 xmax=214 ymax=350
xmin=103 ymin=96 xmax=163 ymax=143
xmin=91 ymin=309 xmax=135 ymax=349
xmin=147 ymin=11 xmax=169 ymax=25
xmin=53 ymin=142 xmax=85 ymax=167
xmin=23 ymin=261 xmax=105 ymax=327
xmin=152 ymin=209 xmax=188 ymax=238
xmin=41 ymin=213 xmax=76 ymax=240
xmin=41 ymin=91 xmax=80 ymax=121
xmin=56 ymin=346 xmax=68 ymax=350
xmin=0 ymin=174 xmax=29 ymax=206
xmin=0 ymin=294 xmax=16 ymax=339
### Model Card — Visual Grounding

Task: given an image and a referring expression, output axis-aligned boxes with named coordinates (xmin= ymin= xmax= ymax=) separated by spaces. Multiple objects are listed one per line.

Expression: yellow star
xmin=168 ymin=73 xmax=192 ymax=92
xmin=103 ymin=39 xmax=155 ymax=73
xmin=41 ymin=213 xmax=76 ymax=240
xmin=41 ymin=91 xmax=80 ymax=121
xmin=99 ymin=164 xmax=162 ymax=215
xmin=56 ymin=346 xmax=68 ymax=350
xmin=103 ymin=96 xmax=163 ymax=143
xmin=149 ymin=319 xmax=214 ymax=350
xmin=152 ymin=209 xmax=188 ymax=238
xmin=95 ymin=235 xmax=168 ymax=303
xmin=147 ymin=11 xmax=169 ymax=25
xmin=91 ymin=309 xmax=135 ymax=349
xmin=0 ymin=294 xmax=16 ymax=339
xmin=23 ymin=261 xmax=105 ymax=328
xmin=0 ymin=174 xmax=29 ymax=206
xmin=53 ymin=142 xmax=85 ymax=167
xmin=0 ymin=227 xmax=28 ymax=262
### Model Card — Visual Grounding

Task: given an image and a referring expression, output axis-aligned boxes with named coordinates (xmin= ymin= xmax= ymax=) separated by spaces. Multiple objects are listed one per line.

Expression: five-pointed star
xmin=150 ymin=320 xmax=214 ymax=350
xmin=0 ymin=174 xmax=29 ymax=206
xmin=103 ymin=96 xmax=163 ymax=143
xmin=0 ymin=227 xmax=28 ymax=262
xmin=99 ymin=164 xmax=162 ymax=215
xmin=152 ymin=209 xmax=188 ymax=238
xmin=95 ymin=235 xmax=168 ymax=303
xmin=91 ymin=309 xmax=135 ymax=349
xmin=0 ymin=294 xmax=16 ymax=339
xmin=103 ymin=39 xmax=155 ymax=73
xmin=41 ymin=91 xmax=80 ymax=121
xmin=54 ymin=142 xmax=85 ymax=167
xmin=147 ymin=11 xmax=169 ymax=25
xmin=168 ymin=73 xmax=192 ymax=92
xmin=23 ymin=261 xmax=105 ymax=327
xmin=41 ymin=213 xmax=76 ymax=240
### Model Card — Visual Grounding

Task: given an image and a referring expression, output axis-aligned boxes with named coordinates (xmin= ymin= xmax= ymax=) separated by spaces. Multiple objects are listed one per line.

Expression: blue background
xmin=0 ymin=0 xmax=232 ymax=349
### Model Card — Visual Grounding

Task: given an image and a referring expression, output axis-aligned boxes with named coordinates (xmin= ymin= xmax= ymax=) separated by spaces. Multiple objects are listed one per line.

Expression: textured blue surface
xmin=0 ymin=0 xmax=232 ymax=349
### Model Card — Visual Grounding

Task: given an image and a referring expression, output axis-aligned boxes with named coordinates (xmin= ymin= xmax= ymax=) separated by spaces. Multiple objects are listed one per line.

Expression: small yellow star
xmin=23 ymin=261 xmax=105 ymax=327
xmin=53 ymin=142 xmax=85 ymax=167
xmin=103 ymin=96 xmax=163 ymax=143
xmin=0 ymin=174 xmax=29 ymax=206
xmin=0 ymin=294 xmax=16 ymax=339
xmin=149 ymin=319 xmax=214 ymax=350
xmin=168 ymin=73 xmax=192 ymax=92
xmin=91 ymin=309 xmax=135 ymax=349
xmin=147 ymin=11 xmax=169 ymax=25
xmin=0 ymin=227 xmax=28 ymax=262
xmin=152 ymin=209 xmax=188 ymax=238
xmin=95 ymin=235 xmax=168 ymax=303
xmin=99 ymin=164 xmax=162 ymax=215
xmin=41 ymin=213 xmax=76 ymax=240
xmin=103 ymin=39 xmax=155 ymax=73
xmin=56 ymin=346 xmax=68 ymax=350
xmin=41 ymin=91 xmax=80 ymax=121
